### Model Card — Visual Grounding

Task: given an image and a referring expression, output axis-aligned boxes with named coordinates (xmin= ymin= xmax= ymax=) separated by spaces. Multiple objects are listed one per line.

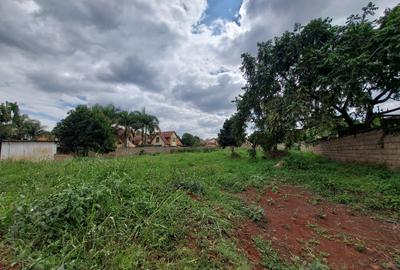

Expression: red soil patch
xmin=0 ymin=248 xmax=18 ymax=270
xmin=188 ymin=192 xmax=201 ymax=201
xmin=236 ymin=185 xmax=400 ymax=270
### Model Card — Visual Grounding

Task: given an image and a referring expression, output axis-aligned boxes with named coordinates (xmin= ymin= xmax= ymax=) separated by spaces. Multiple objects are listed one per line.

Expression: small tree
xmin=181 ymin=133 xmax=201 ymax=147
xmin=53 ymin=105 xmax=116 ymax=155
xmin=193 ymin=136 xmax=201 ymax=146
xmin=218 ymin=114 xmax=245 ymax=155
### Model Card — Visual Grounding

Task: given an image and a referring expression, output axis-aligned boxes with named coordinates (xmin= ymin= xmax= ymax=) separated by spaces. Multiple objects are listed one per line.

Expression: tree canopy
xmin=0 ymin=102 xmax=45 ymax=141
xmin=235 ymin=3 xmax=400 ymax=150
xmin=53 ymin=105 xmax=116 ymax=155
xmin=181 ymin=133 xmax=201 ymax=147
xmin=91 ymin=105 xmax=159 ymax=147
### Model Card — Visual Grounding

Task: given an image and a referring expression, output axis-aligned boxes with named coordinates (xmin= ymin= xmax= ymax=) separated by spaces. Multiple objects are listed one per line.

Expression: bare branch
xmin=375 ymin=106 xmax=400 ymax=115
xmin=373 ymin=89 xmax=392 ymax=103
xmin=374 ymin=91 xmax=395 ymax=104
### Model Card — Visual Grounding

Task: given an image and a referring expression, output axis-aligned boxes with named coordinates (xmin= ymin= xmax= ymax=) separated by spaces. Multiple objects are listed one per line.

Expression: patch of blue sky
xmin=22 ymin=111 xmax=60 ymax=122
xmin=202 ymin=0 xmax=243 ymax=25
xmin=194 ymin=0 xmax=243 ymax=34
xmin=58 ymin=96 xmax=87 ymax=110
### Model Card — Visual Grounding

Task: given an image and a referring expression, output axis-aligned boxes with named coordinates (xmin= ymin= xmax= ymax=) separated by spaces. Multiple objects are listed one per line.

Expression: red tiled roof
xmin=158 ymin=132 xmax=171 ymax=145
xmin=156 ymin=131 xmax=182 ymax=146
xmin=133 ymin=136 xmax=142 ymax=145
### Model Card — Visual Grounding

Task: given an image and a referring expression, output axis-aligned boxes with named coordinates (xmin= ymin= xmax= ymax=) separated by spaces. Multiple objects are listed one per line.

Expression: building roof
xmin=133 ymin=136 xmax=143 ymax=145
xmin=156 ymin=131 xmax=182 ymax=146
xmin=158 ymin=132 xmax=171 ymax=145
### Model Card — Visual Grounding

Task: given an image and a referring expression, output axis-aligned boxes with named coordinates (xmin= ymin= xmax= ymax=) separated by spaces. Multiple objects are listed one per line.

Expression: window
xmin=156 ymin=137 xmax=160 ymax=143
xmin=172 ymin=137 xmax=175 ymax=142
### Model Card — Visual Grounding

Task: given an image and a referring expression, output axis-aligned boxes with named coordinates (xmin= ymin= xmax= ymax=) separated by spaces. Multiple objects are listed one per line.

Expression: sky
xmin=0 ymin=0 xmax=398 ymax=138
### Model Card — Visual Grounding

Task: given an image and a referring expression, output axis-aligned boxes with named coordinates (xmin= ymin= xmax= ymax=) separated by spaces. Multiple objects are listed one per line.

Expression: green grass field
xmin=1 ymin=149 xmax=399 ymax=269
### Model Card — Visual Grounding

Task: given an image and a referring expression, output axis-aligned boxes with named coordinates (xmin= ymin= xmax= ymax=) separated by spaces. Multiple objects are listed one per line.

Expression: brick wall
xmin=101 ymin=146 xmax=218 ymax=157
xmin=302 ymin=129 xmax=400 ymax=170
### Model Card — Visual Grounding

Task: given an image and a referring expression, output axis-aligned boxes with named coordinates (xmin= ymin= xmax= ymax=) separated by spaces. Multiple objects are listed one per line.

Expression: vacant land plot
xmin=0 ymin=150 xmax=399 ymax=269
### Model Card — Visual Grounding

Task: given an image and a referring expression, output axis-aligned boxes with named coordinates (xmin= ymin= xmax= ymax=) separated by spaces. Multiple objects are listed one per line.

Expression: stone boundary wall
xmin=301 ymin=129 xmax=400 ymax=170
xmin=102 ymin=146 xmax=218 ymax=157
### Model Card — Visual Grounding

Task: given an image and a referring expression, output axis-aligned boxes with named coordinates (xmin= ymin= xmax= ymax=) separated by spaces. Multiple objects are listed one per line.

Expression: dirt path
xmin=236 ymin=185 xmax=400 ymax=270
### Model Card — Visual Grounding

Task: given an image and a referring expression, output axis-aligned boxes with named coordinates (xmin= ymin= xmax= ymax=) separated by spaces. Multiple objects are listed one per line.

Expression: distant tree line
xmin=0 ymin=102 xmax=47 ymax=141
xmin=220 ymin=3 xmax=400 ymax=156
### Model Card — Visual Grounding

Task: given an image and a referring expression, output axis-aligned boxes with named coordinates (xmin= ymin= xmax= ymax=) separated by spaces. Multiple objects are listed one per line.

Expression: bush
xmin=169 ymin=180 xmax=205 ymax=196
xmin=230 ymin=151 xmax=241 ymax=159
xmin=10 ymin=184 xmax=115 ymax=248
xmin=247 ymin=205 xmax=266 ymax=222
xmin=248 ymin=148 xmax=257 ymax=159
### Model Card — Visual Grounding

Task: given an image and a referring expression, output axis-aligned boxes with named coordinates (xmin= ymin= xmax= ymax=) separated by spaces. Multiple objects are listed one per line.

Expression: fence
xmin=301 ymin=129 xmax=400 ymax=170
xmin=0 ymin=141 xmax=57 ymax=161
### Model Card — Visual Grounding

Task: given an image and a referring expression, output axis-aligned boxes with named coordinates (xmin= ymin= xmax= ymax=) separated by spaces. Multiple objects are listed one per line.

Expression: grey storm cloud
xmin=0 ymin=0 xmax=398 ymax=138
xmin=98 ymin=56 xmax=163 ymax=92
xmin=220 ymin=0 xmax=398 ymax=60
xmin=27 ymin=70 xmax=110 ymax=95
xmin=34 ymin=0 xmax=125 ymax=30
xmin=173 ymin=73 xmax=241 ymax=113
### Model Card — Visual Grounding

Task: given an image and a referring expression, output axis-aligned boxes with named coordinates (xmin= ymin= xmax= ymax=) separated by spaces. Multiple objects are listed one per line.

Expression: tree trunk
xmin=230 ymin=146 xmax=235 ymax=154
xmin=144 ymin=126 xmax=147 ymax=145
xmin=364 ymin=106 xmax=375 ymax=127
xmin=124 ymin=125 xmax=129 ymax=148
xmin=335 ymin=105 xmax=355 ymax=129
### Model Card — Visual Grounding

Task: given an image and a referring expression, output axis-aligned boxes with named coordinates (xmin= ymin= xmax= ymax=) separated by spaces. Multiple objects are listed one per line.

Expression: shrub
xmin=247 ymin=148 xmax=257 ymax=159
xmin=230 ymin=151 xmax=241 ymax=159
xmin=247 ymin=205 xmax=266 ymax=222
xmin=169 ymin=180 xmax=205 ymax=196
xmin=10 ymin=184 xmax=115 ymax=248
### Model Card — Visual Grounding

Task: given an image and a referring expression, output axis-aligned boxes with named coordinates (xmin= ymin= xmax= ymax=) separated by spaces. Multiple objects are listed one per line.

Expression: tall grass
xmin=0 ymin=149 xmax=398 ymax=268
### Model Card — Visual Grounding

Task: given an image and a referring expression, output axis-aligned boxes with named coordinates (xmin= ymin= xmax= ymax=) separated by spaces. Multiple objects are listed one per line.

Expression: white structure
xmin=0 ymin=141 xmax=57 ymax=161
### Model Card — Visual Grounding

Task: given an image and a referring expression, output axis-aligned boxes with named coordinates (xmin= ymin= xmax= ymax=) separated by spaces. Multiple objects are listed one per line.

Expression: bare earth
xmin=236 ymin=185 xmax=400 ymax=270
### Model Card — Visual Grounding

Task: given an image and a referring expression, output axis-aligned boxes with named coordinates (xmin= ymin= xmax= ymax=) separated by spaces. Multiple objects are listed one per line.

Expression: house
xmin=115 ymin=126 xmax=136 ymax=147
xmin=203 ymin=138 xmax=219 ymax=147
xmin=35 ymin=132 xmax=55 ymax=142
xmin=150 ymin=131 xmax=183 ymax=147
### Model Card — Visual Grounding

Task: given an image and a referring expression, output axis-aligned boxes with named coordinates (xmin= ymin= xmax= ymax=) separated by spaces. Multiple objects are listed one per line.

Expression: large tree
xmin=236 ymin=3 xmax=400 ymax=147
xmin=92 ymin=104 xmax=120 ymax=124
xmin=53 ymin=105 xmax=116 ymax=155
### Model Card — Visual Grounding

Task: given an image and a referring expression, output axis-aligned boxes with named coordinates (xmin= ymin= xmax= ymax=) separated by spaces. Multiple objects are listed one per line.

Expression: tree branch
xmin=375 ymin=106 xmax=400 ymax=115
xmin=374 ymin=91 xmax=395 ymax=104
xmin=373 ymin=89 xmax=392 ymax=103
xmin=333 ymin=104 xmax=354 ymax=127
